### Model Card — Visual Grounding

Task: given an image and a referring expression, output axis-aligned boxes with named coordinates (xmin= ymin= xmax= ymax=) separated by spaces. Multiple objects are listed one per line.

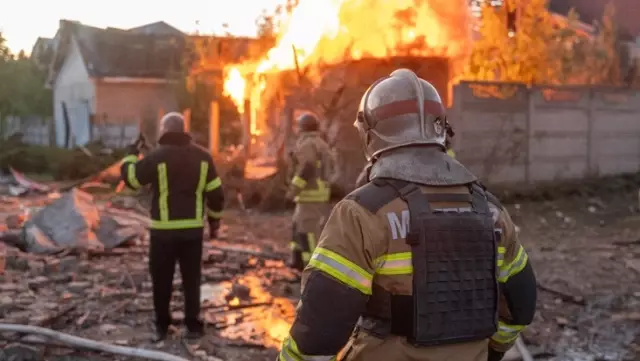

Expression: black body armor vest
xmin=346 ymin=178 xmax=499 ymax=347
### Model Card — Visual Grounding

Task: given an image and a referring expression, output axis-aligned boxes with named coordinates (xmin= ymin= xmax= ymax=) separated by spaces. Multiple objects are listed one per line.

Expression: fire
xmin=223 ymin=0 xmax=473 ymax=136
xmin=222 ymin=67 xmax=246 ymax=114
xmin=218 ymin=274 xmax=296 ymax=349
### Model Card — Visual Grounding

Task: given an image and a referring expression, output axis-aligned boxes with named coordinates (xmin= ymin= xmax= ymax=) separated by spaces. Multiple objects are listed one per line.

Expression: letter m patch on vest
xmin=386 ymin=210 xmax=410 ymax=240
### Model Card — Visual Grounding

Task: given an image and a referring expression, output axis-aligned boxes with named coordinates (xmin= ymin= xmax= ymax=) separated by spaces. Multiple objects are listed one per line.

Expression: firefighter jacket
xmin=120 ymin=132 xmax=224 ymax=231
xmin=278 ymin=182 xmax=537 ymax=361
xmin=288 ymin=132 xmax=334 ymax=203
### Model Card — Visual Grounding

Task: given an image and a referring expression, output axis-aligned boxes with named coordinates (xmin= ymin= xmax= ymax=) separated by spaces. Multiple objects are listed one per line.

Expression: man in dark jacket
xmin=120 ymin=112 xmax=224 ymax=341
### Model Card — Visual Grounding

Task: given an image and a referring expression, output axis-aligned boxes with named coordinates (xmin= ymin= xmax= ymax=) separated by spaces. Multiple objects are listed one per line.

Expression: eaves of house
xmin=47 ymin=20 xmax=187 ymax=87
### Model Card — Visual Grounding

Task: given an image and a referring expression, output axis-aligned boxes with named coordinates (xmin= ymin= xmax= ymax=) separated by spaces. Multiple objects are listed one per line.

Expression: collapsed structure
xmin=215 ymin=0 xmax=473 ymax=203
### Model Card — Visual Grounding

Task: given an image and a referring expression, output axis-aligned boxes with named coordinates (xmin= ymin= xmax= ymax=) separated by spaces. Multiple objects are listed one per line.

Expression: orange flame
xmin=223 ymin=67 xmax=246 ymax=114
xmin=223 ymin=0 xmax=473 ymax=136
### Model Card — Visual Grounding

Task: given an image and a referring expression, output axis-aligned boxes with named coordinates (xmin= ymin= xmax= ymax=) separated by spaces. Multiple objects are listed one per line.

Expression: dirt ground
xmin=1 ymin=186 xmax=639 ymax=361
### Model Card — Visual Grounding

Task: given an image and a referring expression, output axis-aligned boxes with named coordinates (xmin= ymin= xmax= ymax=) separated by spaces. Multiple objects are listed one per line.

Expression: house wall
xmin=52 ymin=36 xmax=95 ymax=148
xmin=629 ymin=37 xmax=640 ymax=61
xmin=93 ymin=80 xmax=178 ymax=141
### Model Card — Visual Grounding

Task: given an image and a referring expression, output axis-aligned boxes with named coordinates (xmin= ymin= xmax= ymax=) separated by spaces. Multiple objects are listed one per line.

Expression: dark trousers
xmin=149 ymin=230 xmax=204 ymax=332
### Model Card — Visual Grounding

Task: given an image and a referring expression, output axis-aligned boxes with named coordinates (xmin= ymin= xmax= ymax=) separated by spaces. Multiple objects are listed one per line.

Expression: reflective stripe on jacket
xmin=120 ymin=132 xmax=224 ymax=230
xmin=289 ymin=132 xmax=332 ymax=203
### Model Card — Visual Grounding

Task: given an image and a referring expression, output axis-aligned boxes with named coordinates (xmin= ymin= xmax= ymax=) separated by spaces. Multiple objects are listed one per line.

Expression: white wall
xmin=52 ymin=36 xmax=95 ymax=148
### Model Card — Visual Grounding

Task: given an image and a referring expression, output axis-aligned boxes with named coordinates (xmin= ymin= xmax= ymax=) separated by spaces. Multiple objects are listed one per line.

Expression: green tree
xmin=0 ymin=32 xmax=10 ymax=62
xmin=0 ymin=33 xmax=53 ymax=136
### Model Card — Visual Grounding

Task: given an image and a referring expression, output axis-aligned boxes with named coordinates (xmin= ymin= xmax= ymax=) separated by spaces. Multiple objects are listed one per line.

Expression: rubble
xmin=0 ymin=180 xmax=295 ymax=360
xmin=0 ymin=168 xmax=51 ymax=197
xmin=0 ymin=171 xmax=638 ymax=361
xmin=0 ymin=188 xmax=149 ymax=254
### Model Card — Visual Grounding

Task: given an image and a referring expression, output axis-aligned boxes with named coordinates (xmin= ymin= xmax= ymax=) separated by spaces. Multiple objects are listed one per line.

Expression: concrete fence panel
xmin=452 ymin=81 xmax=640 ymax=187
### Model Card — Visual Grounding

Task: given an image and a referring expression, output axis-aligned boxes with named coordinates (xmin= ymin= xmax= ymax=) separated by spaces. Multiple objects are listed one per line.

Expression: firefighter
xmin=277 ymin=69 xmax=537 ymax=361
xmin=120 ymin=112 xmax=224 ymax=341
xmin=286 ymin=112 xmax=336 ymax=271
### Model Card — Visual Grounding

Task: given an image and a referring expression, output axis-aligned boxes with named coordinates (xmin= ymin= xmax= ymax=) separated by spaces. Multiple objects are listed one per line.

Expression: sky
xmin=0 ymin=0 xmax=285 ymax=53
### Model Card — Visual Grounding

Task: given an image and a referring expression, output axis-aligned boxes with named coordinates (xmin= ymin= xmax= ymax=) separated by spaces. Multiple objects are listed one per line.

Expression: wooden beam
xmin=242 ymin=99 xmax=251 ymax=153
xmin=209 ymin=101 xmax=220 ymax=156
xmin=182 ymin=108 xmax=191 ymax=133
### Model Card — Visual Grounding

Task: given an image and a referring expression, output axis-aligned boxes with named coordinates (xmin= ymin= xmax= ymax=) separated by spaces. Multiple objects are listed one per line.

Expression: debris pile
xmin=0 ymin=171 xmax=297 ymax=361
xmin=1 ymin=188 xmax=148 ymax=255
xmin=0 ymin=226 xmax=296 ymax=360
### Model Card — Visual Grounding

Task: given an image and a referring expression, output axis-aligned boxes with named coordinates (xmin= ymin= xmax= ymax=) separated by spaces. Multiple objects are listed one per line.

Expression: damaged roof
xmin=549 ymin=0 xmax=640 ymax=41
xmin=51 ymin=20 xmax=186 ymax=80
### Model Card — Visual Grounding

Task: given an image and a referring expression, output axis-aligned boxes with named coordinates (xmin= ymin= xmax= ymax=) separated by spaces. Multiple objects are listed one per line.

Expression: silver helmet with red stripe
xmin=354 ymin=69 xmax=447 ymax=161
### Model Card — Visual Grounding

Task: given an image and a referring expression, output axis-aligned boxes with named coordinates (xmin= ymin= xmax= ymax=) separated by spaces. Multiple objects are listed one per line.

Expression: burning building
xmin=222 ymin=0 xmax=474 ymax=190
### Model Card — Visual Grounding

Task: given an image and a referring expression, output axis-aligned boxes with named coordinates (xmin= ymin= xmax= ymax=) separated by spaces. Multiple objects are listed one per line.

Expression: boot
xmin=185 ymin=319 xmax=205 ymax=340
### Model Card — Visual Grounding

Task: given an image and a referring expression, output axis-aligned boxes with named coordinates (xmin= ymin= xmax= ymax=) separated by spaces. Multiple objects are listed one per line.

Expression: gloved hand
xmin=285 ymin=188 xmax=297 ymax=200
xmin=488 ymin=348 xmax=505 ymax=361
xmin=126 ymin=142 xmax=141 ymax=156
xmin=127 ymin=134 xmax=146 ymax=155
xmin=208 ymin=218 xmax=220 ymax=239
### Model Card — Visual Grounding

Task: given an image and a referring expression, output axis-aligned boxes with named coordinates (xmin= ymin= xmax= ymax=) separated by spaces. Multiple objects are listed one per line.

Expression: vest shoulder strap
xmin=348 ymin=179 xmax=496 ymax=213
xmin=474 ymin=181 xmax=503 ymax=209
xmin=345 ymin=179 xmax=398 ymax=214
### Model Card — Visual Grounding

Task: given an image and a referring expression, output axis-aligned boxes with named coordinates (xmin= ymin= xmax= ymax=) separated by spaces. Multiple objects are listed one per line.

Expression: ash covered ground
xmin=0 ymin=184 xmax=638 ymax=361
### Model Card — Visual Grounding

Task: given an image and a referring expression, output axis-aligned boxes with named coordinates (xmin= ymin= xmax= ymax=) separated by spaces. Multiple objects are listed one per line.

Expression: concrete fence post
xmin=525 ymin=86 xmax=535 ymax=185
xmin=586 ymin=88 xmax=596 ymax=176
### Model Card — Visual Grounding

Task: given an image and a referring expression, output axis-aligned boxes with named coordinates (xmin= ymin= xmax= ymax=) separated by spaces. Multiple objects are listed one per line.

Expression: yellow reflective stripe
xmin=491 ymin=321 xmax=525 ymax=344
xmin=205 ymin=176 xmax=222 ymax=192
xmin=207 ymin=209 xmax=222 ymax=219
xmin=498 ymin=245 xmax=528 ymax=282
xmin=279 ymin=335 xmax=336 ymax=361
xmin=150 ymin=219 xmax=204 ymax=230
xmin=497 ymin=246 xmax=506 ymax=267
xmin=126 ymin=163 xmax=141 ymax=189
xmin=375 ymin=252 xmax=413 ymax=275
xmin=447 ymin=149 xmax=456 ymax=158
xmin=157 ymin=163 xmax=169 ymax=222
xmin=295 ymin=181 xmax=330 ymax=203
xmin=195 ymin=161 xmax=208 ymax=221
xmin=122 ymin=154 xmax=138 ymax=163
xmin=302 ymin=252 xmax=312 ymax=263
xmin=291 ymin=175 xmax=307 ymax=189
xmin=307 ymin=233 xmax=317 ymax=252
xmin=308 ymin=247 xmax=373 ymax=295
xmin=294 ymin=192 xmax=330 ymax=203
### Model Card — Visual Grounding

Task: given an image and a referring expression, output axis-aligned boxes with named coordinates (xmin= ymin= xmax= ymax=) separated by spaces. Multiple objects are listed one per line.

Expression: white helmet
xmin=354 ymin=69 xmax=447 ymax=161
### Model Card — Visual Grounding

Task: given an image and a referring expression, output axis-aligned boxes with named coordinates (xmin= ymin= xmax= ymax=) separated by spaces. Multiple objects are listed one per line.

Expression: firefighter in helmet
xmin=278 ymin=69 xmax=537 ymax=361
xmin=286 ymin=112 xmax=337 ymax=271
xmin=121 ymin=112 xmax=224 ymax=341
